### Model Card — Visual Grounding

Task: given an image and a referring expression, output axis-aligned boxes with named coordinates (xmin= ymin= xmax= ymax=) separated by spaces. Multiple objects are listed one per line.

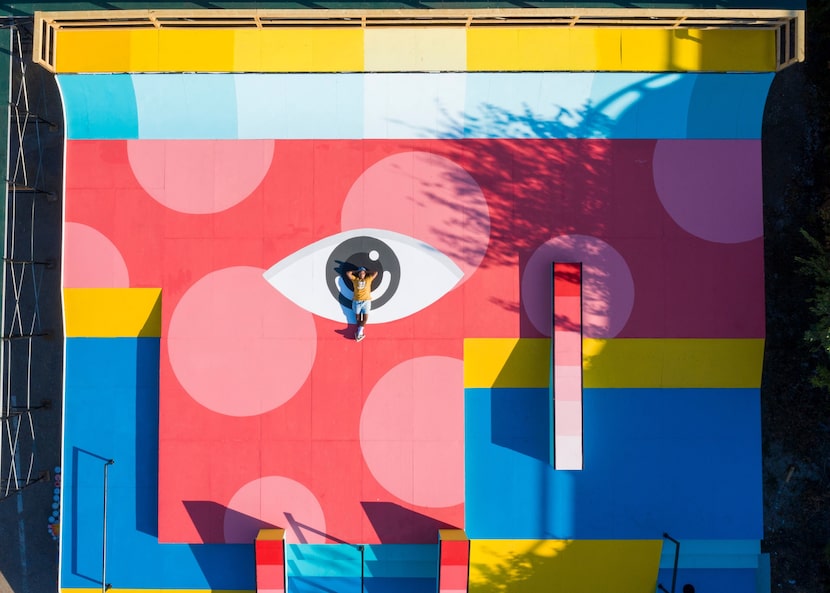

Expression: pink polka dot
xmin=360 ymin=356 xmax=464 ymax=508
xmin=168 ymin=266 xmax=316 ymax=417
xmin=224 ymin=476 xmax=326 ymax=544
xmin=521 ymin=235 xmax=634 ymax=338
xmin=340 ymin=151 xmax=490 ymax=282
xmin=63 ymin=222 xmax=129 ymax=288
xmin=653 ymin=140 xmax=763 ymax=243
xmin=127 ymin=139 xmax=274 ymax=214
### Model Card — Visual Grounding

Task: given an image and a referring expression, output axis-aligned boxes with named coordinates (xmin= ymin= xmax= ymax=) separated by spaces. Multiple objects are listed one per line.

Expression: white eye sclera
xmin=263 ymin=228 xmax=462 ymax=324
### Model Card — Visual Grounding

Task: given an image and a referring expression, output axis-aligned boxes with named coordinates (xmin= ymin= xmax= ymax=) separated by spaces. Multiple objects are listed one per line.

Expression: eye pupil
xmin=326 ymin=236 xmax=400 ymax=309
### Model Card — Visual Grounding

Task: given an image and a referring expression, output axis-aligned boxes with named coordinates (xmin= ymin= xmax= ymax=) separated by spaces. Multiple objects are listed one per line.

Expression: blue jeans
xmin=352 ymin=300 xmax=371 ymax=315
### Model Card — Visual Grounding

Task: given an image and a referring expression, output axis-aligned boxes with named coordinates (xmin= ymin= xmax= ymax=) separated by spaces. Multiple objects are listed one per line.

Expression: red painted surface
xmin=64 ymin=138 xmax=765 ymax=544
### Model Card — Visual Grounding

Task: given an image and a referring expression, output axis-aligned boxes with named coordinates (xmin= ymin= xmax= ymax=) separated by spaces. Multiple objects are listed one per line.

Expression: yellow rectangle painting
xmin=464 ymin=338 xmax=764 ymax=389
xmin=469 ymin=539 xmax=662 ymax=593
xmin=64 ymin=288 xmax=161 ymax=338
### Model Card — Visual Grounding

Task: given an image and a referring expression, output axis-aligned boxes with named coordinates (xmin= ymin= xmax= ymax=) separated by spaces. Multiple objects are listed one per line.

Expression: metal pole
xmin=102 ymin=459 xmax=114 ymax=593
xmin=662 ymin=532 xmax=680 ymax=593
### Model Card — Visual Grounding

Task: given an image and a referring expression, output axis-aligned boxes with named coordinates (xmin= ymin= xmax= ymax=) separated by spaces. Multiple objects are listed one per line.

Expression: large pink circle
xmin=168 ymin=266 xmax=316 ymax=416
xmin=340 ymin=151 xmax=490 ymax=281
xmin=653 ymin=140 xmax=762 ymax=243
xmin=521 ymin=235 xmax=634 ymax=338
xmin=63 ymin=222 xmax=129 ymax=288
xmin=127 ymin=139 xmax=274 ymax=214
xmin=360 ymin=356 xmax=464 ymax=508
xmin=224 ymin=476 xmax=326 ymax=544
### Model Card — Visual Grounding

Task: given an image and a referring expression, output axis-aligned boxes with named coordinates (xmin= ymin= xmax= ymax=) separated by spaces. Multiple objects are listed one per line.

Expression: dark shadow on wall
xmin=391 ymin=73 xmax=697 ymax=289
xmin=184 ymin=499 xmax=279 ymax=543
xmin=490 ymin=387 xmax=550 ymax=464
xmin=361 ymin=501 xmax=457 ymax=543
xmin=135 ymin=337 xmax=159 ymax=537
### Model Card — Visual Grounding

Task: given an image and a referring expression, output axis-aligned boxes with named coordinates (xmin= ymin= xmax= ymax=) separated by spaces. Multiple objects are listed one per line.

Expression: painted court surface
xmin=57 ymin=22 xmax=769 ymax=593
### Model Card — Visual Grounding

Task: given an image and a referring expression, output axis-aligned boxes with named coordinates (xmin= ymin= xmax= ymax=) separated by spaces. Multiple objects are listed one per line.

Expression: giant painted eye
xmin=263 ymin=228 xmax=463 ymax=324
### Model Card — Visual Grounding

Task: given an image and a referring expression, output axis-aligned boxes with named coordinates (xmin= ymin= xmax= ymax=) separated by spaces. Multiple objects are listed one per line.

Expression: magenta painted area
xmin=340 ymin=151 xmax=490 ymax=282
xmin=523 ymin=235 xmax=634 ymax=338
xmin=554 ymin=366 xmax=583 ymax=399
xmin=554 ymin=400 xmax=583 ymax=436
xmin=653 ymin=140 xmax=762 ymax=244
xmin=359 ymin=356 xmax=464 ymax=508
xmin=167 ymin=266 xmax=316 ymax=417
xmin=224 ymin=476 xmax=326 ymax=544
xmin=63 ymin=222 xmax=130 ymax=287
xmin=127 ymin=139 xmax=274 ymax=214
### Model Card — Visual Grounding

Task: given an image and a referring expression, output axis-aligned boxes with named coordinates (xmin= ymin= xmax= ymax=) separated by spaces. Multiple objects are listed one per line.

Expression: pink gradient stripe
xmin=256 ymin=537 xmax=285 ymax=593
xmin=439 ymin=533 xmax=469 ymax=593
xmin=553 ymin=263 xmax=583 ymax=470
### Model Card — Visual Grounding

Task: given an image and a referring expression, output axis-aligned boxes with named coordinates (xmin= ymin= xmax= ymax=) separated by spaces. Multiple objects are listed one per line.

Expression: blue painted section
xmin=656 ymin=567 xmax=760 ymax=593
xmin=363 ymin=544 xmax=438 ymax=577
xmin=590 ymin=73 xmax=695 ymax=139
xmin=363 ymin=577 xmax=437 ymax=592
xmin=61 ymin=338 xmax=255 ymax=590
xmin=58 ymin=74 xmax=138 ymax=139
xmin=687 ymin=73 xmax=774 ymax=139
xmin=465 ymin=387 xmax=763 ymax=540
xmin=58 ymin=72 xmax=773 ymax=141
xmin=62 ymin=341 xmax=441 ymax=590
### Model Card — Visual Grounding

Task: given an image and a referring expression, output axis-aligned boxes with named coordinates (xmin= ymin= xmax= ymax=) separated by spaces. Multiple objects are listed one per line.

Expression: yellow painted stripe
xmin=64 ymin=288 xmax=162 ymax=338
xmin=464 ymin=338 xmax=551 ymax=389
xmin=364 ymin=28 xmax=466 ymax=71
xmin=158 ymin=29 xmax=236 ymax=72
xmin=469 ymin=539 xmax=662 ymax=593
xmin=52 ymin=26 xmax=776 ymax=73
xmin=256 ymin=28 xmax=363 ymax=73
xmin=619 ymin=28 xmax=776 ymax=72
xmin=55 ymin=29 xmax=161 ymax=72
xmin=464 ymin=338 xmax=765 ymax=389
xmin=467 ymin=27 xmax=776 ymax=72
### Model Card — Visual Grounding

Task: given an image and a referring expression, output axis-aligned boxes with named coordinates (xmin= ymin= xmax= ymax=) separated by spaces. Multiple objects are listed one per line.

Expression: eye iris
xmin=326 ymin=236 xmax=400 ymax=309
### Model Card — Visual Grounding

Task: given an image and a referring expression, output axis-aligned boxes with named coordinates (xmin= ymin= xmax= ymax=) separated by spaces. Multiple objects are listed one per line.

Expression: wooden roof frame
xmin=34 ymin=7 xmax=805 ymax=72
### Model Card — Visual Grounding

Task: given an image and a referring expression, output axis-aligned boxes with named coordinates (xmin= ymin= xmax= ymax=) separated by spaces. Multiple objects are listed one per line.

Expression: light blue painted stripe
xmin=236 ymin=73 xmax=364 ymax=139
xmin=364 ymin=72 xmax=467 ymax=139
xmin=285 ymin=544 xmax=438 ymax=578
xmin=132 ymin=73 xmax=238 ymax=139
xmin=286 ymin=544 xmax=362 ymax=577
xmin=59 ymin=72 xmax=773 ymax=140
xmin=464 ymin=72 xmax=595 ymax=138
xmin=289 ymin=576 xmax=361 ymax=593
xmin=58 ymin=74 xmax=138 ymax=139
